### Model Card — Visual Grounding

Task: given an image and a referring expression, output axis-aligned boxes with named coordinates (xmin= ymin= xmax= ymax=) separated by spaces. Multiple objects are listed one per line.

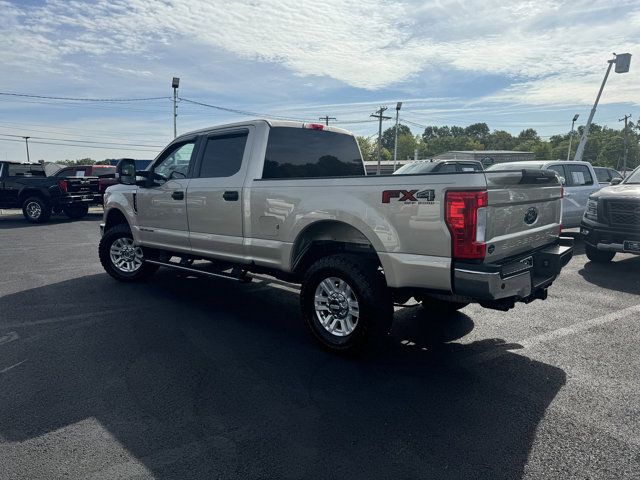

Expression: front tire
xmin=22 ymin=196 xmax=51 ymax=223
xmin=63 ymin=204 xmax=89 ymax=219
xmin=300 ymin=254 xmax=393 ymax=353
xmin=585 ymin=244 xmax=615 ymax=263
xmin=99 ymin=224 xmax=158 ymax=282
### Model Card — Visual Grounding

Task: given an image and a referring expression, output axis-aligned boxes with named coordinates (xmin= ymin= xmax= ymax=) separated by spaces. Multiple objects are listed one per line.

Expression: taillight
xmin=445 ymin=190 xmax=488 ymax=260
xmin=303 ymin=123 xmax=325 ymax=130
xmin=58 ymin=179 xmax=68 ymax=193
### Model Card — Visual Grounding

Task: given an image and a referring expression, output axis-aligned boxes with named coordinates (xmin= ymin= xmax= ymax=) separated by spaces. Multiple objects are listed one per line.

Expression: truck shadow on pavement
xmin=0 ymin=211 xmax=103 ymax=230
xmin=579 ymin=255 xmax=640 ymax=295
xmin=0 ymin=271 xmax=566 ymax=480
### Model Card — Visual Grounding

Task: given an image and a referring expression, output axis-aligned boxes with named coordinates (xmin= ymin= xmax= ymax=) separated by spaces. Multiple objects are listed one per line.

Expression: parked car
xmin=0 ymin=161 xmax=99 ymax=222
xmin=53 ymin=164 xmax=117 ymax=204
xmin=487 ymin=160 xmax=600 ymax=229
xmin=593 ymin=166 xmax=623 ymax=186
xmin=580 ymin=165 xmax=640 ymax=262
xmin=393 ymin=159 xmax=483 ymax=175
xmin=98 ymin=120 xmax=572 ymax=353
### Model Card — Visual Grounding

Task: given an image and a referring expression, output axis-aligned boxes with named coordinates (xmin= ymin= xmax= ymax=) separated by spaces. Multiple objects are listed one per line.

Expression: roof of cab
xmin=175 ymin=118 xmax=353 ymax=141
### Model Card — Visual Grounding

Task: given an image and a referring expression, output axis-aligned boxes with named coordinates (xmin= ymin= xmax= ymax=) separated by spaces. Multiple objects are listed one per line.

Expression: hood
xmin=591 ymin=184 xmax=640 ymax=200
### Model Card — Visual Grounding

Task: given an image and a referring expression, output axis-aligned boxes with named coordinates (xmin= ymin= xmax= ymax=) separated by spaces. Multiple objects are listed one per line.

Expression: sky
xmin=0 ymin=0 xmax=639 ymax=162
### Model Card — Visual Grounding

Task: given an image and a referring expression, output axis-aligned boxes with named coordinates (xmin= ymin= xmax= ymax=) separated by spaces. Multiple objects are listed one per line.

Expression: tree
xmin=380 ymin=124 xmax=412 ymax=151
xmin=517 ymin=128 xmax=540 ymax=143
xmin=356 ymin=136 xmax=375 ymax=162
xmin=465 ymin=123 xmax=490 ymax=141
xmin=395 ymin=134 xmax=418 ymax=160
xmin=486 ymin=130 xmax=516 ymax=150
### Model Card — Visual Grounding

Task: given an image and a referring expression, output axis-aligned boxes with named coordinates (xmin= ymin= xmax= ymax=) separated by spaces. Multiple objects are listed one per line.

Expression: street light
xmin=574 ymin=53 xmax=631 ymax=162
xmin=393 ymin=102 xmax=402 ymax=171
xmin=567 ymin=113 xmax=579 ymax=161
xmin=172 ymin=77 xmax=180 ymax=138
xmin=23 ymin=136 xmax=30 ymax=163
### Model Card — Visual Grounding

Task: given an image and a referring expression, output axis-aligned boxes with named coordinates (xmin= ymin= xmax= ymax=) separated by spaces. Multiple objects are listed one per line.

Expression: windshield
xmin=486 ymin=162 xmax=542 ymax=171
xmin=393 ymin=162 xmax=437 ymax=174
xmin=624 ymin=167 xmax=640 ymax=184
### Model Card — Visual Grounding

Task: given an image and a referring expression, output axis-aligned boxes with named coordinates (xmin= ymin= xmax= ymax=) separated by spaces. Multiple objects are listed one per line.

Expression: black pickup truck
xmin=581 ymin=165 xmax=640 ymax=262
xmin=0 ymin=161 xmax=99 ymax=223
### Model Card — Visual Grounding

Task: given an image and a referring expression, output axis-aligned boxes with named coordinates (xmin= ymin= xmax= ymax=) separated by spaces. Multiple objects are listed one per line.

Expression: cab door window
xmin=153 ymin=141 xmax=196 ymax=182
xmin=197 ymin=131 xmax=248 ymax=178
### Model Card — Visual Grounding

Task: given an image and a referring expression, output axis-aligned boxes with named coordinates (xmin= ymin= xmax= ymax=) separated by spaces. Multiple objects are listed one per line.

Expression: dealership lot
xmin=1 ymin=210 xmax=639 ymax=480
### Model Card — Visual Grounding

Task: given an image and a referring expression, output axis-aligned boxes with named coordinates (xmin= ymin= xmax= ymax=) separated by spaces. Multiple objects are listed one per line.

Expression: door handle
xmin=223 ymin=191 xmax=239 ymax=201
xmin=171 ymin=191 xmax=184 ymax=200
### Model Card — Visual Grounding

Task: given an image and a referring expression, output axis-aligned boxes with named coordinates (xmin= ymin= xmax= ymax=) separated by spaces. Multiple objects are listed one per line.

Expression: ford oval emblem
xmin=524 ymin=207 xmax=539 ymax=225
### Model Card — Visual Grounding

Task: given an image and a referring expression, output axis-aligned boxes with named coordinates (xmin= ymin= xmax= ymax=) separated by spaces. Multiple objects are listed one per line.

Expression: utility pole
xmin=574 ymin=53 xmax=631 ymax=162
xmin=172 ymin=77 xmax=180 ymax=139
xmin=23 ymin=136 xmax=30 ymax=163
xmin=319 ymin=115 xmax=336 ymax=126
xmin=619 ymin=114 xmax=631 ymax=175
xmin=393 ymin=102 xmax=402 ymax=171
xmin=370 ymin=106 xmax=391 ymax=175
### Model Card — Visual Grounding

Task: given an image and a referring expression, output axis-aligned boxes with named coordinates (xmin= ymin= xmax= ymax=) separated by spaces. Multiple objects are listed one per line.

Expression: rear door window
xmin=8 ymin=164 xmax=45 ymax=176
xmin=565 ymin=164 xmax=594 ymax=186
xmin=262 ymin=127 xmax=364 ymax=179
xmin=198 ymin=131 xmax=248 ymax=178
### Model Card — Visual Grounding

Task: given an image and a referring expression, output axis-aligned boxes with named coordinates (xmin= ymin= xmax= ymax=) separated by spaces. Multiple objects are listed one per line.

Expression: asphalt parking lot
xmin=1 ymin=209 xmax=639 ymax=480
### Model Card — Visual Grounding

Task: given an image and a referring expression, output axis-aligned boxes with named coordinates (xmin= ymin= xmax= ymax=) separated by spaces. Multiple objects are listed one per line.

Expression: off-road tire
xmin=63 ymin=204 xmax=89 ymax=219
xmin=585 ymin=244 xmax=615 ymax=263
xmin=99 ymin=224 xmax=158 ymax=282
xmin=300 ymin=254 xmax=393 ymax=353
xmin=22 ymin=196 xmax=51 ymax=223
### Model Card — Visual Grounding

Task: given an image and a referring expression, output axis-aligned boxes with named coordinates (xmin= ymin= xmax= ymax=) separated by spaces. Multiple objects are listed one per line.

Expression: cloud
xmin=2 ymin=0 xmax=639 ymax=102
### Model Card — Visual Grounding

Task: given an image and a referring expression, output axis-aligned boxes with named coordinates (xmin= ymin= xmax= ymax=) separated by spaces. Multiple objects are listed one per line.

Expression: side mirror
xmin=558 ymin=176 xmax=566 ymax=186
xmin=610 ymin=177 xmax=622 ymax=185
xmin=116 ymin=158 xmax=137 ymax=185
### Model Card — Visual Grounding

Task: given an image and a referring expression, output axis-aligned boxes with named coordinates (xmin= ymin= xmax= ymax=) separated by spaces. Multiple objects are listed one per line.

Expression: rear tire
xmin=300 ymin=254 xmax=393 ymax=354
xmin=63 ymin=204 xmax=89 ymax=219
xmin=585 ymin=244 xmax=615 ymax=263
xmin=22 ymin=196 xmax=51 ymax=223
xmin=99 ymin=224 xmax=158 ymax=282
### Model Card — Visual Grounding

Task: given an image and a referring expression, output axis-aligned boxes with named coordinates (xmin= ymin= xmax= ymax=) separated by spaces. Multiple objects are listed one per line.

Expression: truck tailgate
xmin=66 ymin=177 xmax=99 ymax=195
xmin=484 ymin=169 xmax=562 ymax=262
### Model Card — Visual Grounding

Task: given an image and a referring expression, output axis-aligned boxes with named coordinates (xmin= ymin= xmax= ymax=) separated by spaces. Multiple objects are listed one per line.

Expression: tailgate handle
xmin=223 ymin=191 xmax=239 ymax=201
xmin=171 ymin=191 xmax=184 ymax=200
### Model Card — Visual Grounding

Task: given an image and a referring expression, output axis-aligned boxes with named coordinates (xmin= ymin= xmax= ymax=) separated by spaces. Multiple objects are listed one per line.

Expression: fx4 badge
xmin=382 ymin=189 xmax=436 ymax=204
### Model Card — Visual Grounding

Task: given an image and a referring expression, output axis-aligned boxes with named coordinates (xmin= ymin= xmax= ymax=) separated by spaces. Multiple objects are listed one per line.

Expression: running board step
xmin=145 ymin=259 xmax=250 ymax=282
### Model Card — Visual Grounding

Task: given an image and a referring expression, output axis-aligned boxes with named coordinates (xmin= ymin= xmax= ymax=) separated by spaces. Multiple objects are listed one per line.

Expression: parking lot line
xmin=463 ymin=303 xmax=640 ymax=366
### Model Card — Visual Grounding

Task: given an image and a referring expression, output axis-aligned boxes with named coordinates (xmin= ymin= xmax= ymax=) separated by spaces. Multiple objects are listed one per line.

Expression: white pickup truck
xmin=99 ymin=120 xmax=573 ymax=352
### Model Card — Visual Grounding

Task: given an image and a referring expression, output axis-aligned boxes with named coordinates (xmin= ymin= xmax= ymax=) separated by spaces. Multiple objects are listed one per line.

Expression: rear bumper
xmin=581 ymin=221 xmax=640 ymax=255
xmin=58 ymin=194 xmax=96 ymax=205
xmin=453 ymin=239 xmax=573 ymax=303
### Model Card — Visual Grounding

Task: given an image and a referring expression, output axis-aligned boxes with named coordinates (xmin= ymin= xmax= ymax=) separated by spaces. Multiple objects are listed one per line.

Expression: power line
xmin=0 ymin=92 xmax=170 ymax=102
xmin=0 ymin=137 xmax=159 ymax=152
xmin=179 ymin=97 xmax=314 ymax=122
xmin=0 ymin=133 xmax=163 ymax=148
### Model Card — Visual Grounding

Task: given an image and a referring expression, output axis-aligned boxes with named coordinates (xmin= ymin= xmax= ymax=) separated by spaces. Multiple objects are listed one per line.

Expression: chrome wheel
xmin=109 ymin=237 xmax=143 ymax=273
xmin=314 ymin=277 xmax=360 ymax=337
xmin=26 ymin=201 xmax=41 ymax=219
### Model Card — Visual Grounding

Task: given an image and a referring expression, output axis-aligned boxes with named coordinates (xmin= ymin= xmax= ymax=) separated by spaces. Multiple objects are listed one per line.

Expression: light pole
xmin=23 ymin=136 xmax=30 ymax=163
xmin=574 ymin=53 xmax=631 ymax=162
xmin=172 ymin=77 xmax=180 ymax=139
xmin=567 ymin=114 xmax=579 ymax=161
xmin=393 ymin=102 xmax=402 ymax=171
